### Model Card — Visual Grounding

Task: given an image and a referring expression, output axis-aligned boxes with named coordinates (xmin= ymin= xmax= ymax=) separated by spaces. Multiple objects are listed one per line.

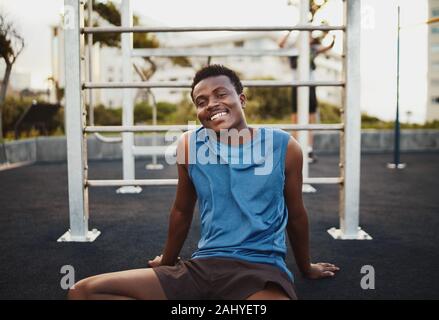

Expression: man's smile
xmin=209 ymin=110 xmax=229 ymax=121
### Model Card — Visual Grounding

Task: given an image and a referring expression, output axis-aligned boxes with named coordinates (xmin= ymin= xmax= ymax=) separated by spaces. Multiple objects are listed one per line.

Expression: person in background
xmin=278 ymin=31 xmax=335 ymax=163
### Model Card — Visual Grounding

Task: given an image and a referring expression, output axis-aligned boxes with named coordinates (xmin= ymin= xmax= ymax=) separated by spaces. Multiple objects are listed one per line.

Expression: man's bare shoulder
xmin=285 ymin=136 xmax=303 ymax=175
xmin=176 ymin=130 xmax=195 ymax=167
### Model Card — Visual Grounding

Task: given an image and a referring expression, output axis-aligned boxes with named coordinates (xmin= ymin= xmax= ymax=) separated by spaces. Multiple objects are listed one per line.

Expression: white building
xmin=427 ymin=0 xmax=439 ymax=122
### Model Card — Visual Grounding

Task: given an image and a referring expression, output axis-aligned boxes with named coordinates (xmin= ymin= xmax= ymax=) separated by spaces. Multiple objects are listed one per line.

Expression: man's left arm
xmin=284 ymin=137 xmax=340 ymax=279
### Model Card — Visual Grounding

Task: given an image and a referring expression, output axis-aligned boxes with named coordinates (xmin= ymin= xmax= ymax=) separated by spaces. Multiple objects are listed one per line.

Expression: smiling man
xmin=67 ymin=65 xmax=339 ymax=301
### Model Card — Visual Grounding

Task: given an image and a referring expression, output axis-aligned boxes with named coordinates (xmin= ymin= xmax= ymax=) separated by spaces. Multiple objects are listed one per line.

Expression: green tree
xmin=319 ymin=101 xmax=340 ymax=123
xmin=0 ymin=13 xmax=24 ymax=163
xmin=134 ymin=101 xmax=152 ymax=124
xmin=174 ymin=93 xmax=198 ymax=124
xmin=92 ymin=104 xmax=122 ymax=125
xmin=244 ymin=78 xmax=292 ymax=121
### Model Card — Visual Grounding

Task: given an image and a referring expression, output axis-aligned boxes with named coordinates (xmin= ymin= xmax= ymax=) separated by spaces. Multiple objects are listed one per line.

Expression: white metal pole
xmin=145 ymin=90 xmax=164 ymax=170
xmin=117 ymin=0 xmax=141 ymax=194
xmin=328 ymin=0 xmax=371 ymax=240
xmin=87 ymin=0 xmax=94 ymax=126
xmin=58 ymin=0 xmax=99 ymax=242
xmin=50 ymin=26 xmax=58 ymax=104
xmin=298 ymin=0 xmax=314 ymax=193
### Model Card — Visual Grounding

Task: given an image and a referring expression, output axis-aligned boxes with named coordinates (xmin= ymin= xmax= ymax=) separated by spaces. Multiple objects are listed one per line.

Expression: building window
xmin=233 ymin=41 xmax=244 ymax=47
xmin=433 ymin=8 xmax=439 ymax=17
xmin=433 ymin=97 xmax=439 ymax=104
xmin=432 ymin=44 xmax=439 ymax=53
xmin=432 ymin=27 xmax=439 ymax=34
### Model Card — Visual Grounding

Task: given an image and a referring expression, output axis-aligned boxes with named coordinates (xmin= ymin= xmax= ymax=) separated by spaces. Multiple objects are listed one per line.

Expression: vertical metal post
xmin=387 ymin=6 xmax=406 ymax=170
xmin=117 ymin=0 xmax=142 ymax=193
xmin=58 ymin=0 xmax=99 ymax=242
xmin=394 ymin=9 xmax=401 ymax=166
xmin=146 ymin=90 xmax=164 ymax=170
xmin=50 ymin=26 xmax=58 ymax=104
xmin=298 ymin=0 xmax=315 ymax=193
xmin=328 ymin=0 xmax=371 ymax=240
xmin=87 ymin=0 xmax=94 ymax=126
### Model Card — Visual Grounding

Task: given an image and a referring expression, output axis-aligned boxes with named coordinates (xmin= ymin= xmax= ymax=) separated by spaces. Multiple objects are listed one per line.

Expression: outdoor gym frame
xmin=59 ymin=0 xmax=370 ymax=242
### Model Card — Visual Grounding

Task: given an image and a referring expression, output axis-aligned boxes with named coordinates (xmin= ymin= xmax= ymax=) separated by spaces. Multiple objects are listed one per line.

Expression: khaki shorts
xmin=152 ymin=257 xmax=297 ymax=300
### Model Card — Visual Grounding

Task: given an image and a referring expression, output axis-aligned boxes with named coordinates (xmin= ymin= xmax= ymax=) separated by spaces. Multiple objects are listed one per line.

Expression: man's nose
xmin=206 ymin=98 xmax=220 ymax=110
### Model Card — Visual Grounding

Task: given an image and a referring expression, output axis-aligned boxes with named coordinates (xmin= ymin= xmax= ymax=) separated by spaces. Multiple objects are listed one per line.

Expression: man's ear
xmin=239 ymin=93 xmax=247 ymax=109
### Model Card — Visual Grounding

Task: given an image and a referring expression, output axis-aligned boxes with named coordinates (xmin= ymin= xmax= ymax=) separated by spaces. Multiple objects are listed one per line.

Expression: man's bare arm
xmin=150 ymin=132 xmax=197 ymax=266
xmin=316 ymin=35 xmax=335 ymax=55
xmin=278 ymin=31 xmax=292 ymax=48
xmin=284 ymin=137 xmax=339 ymax=279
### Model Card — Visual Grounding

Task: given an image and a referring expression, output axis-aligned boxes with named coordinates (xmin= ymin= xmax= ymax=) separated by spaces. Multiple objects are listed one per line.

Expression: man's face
xmin=192 ymin=75 xmax=247 ymax=132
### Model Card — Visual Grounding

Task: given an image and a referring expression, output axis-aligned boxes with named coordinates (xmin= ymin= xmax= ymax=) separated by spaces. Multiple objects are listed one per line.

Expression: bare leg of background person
xmin=67 ymin=268 xmax=167 ymax=300
xmin=309 ymin=113 xmax=316 ymax=147
xmin=291 ymin=112 xmax=317 ymax=162
xmin=291 ymin=113 xmax=316 ymax=149
xmin=291 ymin=113 xmax=298 ymax=140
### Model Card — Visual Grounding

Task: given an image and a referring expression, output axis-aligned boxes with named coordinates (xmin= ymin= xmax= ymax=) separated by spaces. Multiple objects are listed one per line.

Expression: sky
xmin=0 ymin=0 xmax=430 ymax=123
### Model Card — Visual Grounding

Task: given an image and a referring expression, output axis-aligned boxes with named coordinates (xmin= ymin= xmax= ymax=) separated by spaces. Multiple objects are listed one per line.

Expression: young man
xmin=67 ymin=65 xmax=339 ymax=300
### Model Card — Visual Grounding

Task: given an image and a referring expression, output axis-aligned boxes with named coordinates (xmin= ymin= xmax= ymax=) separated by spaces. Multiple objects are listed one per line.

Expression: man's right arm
xmin=159 ymin=132 xmax=197 ymax=266
xmin=278 ymin=31 xmax=292 ymax=48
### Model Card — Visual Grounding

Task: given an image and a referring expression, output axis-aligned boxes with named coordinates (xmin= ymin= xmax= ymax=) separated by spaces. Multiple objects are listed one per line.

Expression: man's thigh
xmin=76 ymin=268 xmax=167 ymax=300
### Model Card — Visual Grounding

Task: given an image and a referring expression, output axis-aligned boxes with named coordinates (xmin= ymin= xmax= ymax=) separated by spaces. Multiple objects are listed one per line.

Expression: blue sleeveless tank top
xmin=188 ymin=126 xmax=293 ymax=280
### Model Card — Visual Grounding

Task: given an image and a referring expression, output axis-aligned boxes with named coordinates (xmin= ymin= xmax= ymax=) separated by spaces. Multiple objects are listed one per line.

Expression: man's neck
xmin=216 ymin=125 xmax=256 ymax=146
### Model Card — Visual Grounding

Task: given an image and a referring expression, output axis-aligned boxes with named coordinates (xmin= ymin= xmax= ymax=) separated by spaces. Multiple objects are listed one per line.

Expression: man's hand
xmin=147 ymin=255 xmax=163 ymax=268
xmin=302 ymin=263 xmax=340 ymax=279
xmin=148 ymin=254 xmax=182 ymax=267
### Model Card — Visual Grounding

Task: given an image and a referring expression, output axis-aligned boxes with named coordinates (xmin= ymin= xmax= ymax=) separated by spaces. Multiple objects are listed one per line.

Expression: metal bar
xmin=87 ymin=0 xmax=121 ymax=145
xmin=87 ymin=177 xmax=342 ymax=187
xmin=340 ymin=0 xmax=364 ymax=239
xmin=85 ymin=123 xmax=344 ymax=133
xmin=393 ymin=6 xmax=401 ymax=166
xmin=88 ymin=179 xmax=178 ymax=187
xmin=306 ymin=177 xmax=342 ymax=184
xmin=132 ymin=145 xmax=176 ymax=156
xmin=131 ymin=48 xmax=299 ymax=57
xmin=298 ymin=0 xmax=311 ymax=187
xmin=87 ymin=0 xmax=94 ymax=126
xmin=83 ymin=80 xmax=345 ymax=89
xmin=60 ymin=0 xmax=91 ymax=242
xmin=82 ymin=25 xmax=346 ymax=34
xmin=119 ymin=0 xmax=139 ymax=194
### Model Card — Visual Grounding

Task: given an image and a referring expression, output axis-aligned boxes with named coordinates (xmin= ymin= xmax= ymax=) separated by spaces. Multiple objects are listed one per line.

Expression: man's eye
xmin=197 ymin=101 xmax=206 ymax=108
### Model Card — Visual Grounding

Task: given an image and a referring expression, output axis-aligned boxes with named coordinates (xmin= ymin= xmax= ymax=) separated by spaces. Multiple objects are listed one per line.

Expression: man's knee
xmin=67 ymin=278 xmax=92 ymax=300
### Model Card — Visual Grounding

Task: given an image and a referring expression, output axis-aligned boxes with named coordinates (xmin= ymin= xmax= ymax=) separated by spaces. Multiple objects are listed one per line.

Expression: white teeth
xmin=210 ymin=112 xmax=227 ymax=121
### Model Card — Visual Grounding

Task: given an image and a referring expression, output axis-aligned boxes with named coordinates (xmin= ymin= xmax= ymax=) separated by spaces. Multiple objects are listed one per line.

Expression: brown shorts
xmin=152 ymin=257 xmax=297 ymax=300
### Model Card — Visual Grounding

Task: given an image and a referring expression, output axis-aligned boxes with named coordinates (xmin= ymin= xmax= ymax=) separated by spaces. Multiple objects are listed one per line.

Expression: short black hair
xmin=190 ymin=64 xmax=243 ymax=101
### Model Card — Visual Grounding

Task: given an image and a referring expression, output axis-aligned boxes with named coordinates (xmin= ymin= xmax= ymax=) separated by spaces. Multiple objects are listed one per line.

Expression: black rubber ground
xmin=0 ymin=152 xmax=438 ymax=299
